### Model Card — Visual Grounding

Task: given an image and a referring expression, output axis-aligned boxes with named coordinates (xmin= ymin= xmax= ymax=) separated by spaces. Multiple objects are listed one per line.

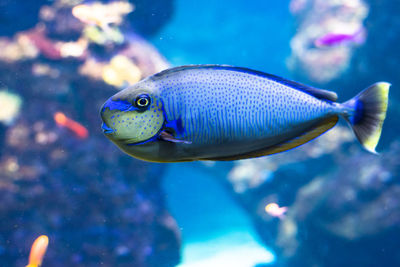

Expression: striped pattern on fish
xmin=155 ymin=67 xmax=336 ymax=145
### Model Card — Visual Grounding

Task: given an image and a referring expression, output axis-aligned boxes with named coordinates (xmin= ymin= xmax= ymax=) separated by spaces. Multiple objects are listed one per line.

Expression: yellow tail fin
xmin=344 ymin=82 xmax=390 ymax=153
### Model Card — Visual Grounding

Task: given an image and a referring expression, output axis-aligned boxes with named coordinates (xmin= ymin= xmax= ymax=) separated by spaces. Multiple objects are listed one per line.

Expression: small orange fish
xmin=265 ymin=203 xmax=288 ymax=219
xmin=26 ymin=235 xmax=49 ymax=267
xmin=54 ymin=112 xmax=89 ymax=139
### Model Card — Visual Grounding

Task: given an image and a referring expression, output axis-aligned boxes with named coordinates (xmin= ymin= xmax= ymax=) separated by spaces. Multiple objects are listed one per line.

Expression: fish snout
xmin=101 ymin=122 xmax=114 ymax=134
xmin=100 ymin=99 xmax=116 ymax=135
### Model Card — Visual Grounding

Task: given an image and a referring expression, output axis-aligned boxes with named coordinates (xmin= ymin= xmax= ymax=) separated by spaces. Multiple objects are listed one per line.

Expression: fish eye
xmin=135 ymin=94 xmax=151 ymax=108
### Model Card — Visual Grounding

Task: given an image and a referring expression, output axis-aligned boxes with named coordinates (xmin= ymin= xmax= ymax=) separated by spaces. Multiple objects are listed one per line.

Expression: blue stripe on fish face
xmin=102 ymin=98 xmax=139 ymax=112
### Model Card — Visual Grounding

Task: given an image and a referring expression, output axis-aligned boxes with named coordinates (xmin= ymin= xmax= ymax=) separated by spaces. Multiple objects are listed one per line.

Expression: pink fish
xmin=314 ymin=29 xmax=366 ymax=48
xmin=25 ymin=28 xmax=62 ymax=60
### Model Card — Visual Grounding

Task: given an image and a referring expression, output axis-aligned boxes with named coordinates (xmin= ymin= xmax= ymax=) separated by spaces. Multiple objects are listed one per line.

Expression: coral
xmin=59 ymin=38 xmax=88 ymax=58
xmin=0 ymin=35 xmax=39 ymax=62
xmin=0 ymin=90 xmax=22 ymax=125
xmin=78 ymin=58 xmax=107 ymax=81
xmin=223 ymin=115 xmax=399 ymax=266
xmin=102 ymin=55 xmax=142 ymax=88
xmin=288 ymin=0 xmax=369 ymax=83
xmin=82 ymin=25 xmax=124 ymax=45
xmin=228 ymin=126 xmax=354 ymax=194
xmin=72 ymin=1 xmax=134 ymax=27
xmin=273 ymin=142 xmax=400 ymax=266
xmin=0 ymin=1 xmax=177 ymax=267
xmin=78 ymin=34 xmax=169 ymax=87
xmin=73 ymin=1 xmax=134 ymax=45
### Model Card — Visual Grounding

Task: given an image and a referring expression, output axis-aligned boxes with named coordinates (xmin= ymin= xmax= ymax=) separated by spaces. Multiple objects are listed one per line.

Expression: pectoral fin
xmin=159 ymin=131 xmax=192 ymax=144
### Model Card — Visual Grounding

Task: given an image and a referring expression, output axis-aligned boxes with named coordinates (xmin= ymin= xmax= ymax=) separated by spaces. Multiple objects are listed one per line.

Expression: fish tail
xmin=342 ymin=82 xmax=390 ymax=154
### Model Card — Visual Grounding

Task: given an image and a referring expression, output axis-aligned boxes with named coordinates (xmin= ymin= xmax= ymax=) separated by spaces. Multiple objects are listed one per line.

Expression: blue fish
xmin=100 ymin=65 xmax=390 ymax=162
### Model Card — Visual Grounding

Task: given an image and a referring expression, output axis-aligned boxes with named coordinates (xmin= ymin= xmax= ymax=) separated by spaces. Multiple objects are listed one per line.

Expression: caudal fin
xmin=343 ymin=82 xmax=390 ymax=154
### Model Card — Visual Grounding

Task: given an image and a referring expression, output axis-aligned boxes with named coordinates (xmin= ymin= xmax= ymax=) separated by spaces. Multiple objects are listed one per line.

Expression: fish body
xmin=100 ymin=65 xmax=389 ymax=162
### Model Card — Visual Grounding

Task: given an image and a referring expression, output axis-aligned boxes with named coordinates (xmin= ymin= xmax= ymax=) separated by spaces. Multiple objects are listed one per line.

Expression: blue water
xmin=153 ymin=0 xmax=292 ymax=265
xmin=162 ymin=163 xmax=275 ymax=266
xmin=152 ymin=0 xmax=292 ymax=75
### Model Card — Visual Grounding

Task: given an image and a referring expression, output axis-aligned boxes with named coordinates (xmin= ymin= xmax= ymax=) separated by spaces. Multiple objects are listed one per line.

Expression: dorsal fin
xmin=200 ymin=116 xmax=339 ymax=161
xmin=151 ymin=65 xmax=338 ymax=102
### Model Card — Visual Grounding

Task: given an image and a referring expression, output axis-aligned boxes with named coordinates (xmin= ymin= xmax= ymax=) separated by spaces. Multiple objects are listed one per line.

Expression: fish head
xmin=100 ymin=82 xmax=164 ymax=145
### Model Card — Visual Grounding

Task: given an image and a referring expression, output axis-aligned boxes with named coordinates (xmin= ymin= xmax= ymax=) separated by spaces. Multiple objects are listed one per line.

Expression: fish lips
xmin=101 ymin=122 xmax=115 ymax=134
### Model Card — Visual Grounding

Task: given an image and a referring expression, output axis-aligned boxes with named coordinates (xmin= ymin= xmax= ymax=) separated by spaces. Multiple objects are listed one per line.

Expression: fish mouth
xmin=101 ymin=123 xmax=115 ymax=134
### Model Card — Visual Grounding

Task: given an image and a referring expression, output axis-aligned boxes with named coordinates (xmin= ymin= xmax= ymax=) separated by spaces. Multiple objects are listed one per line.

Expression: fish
xmin=54 ymin=112 xmax=89 ymax=139
xmin=26 ymin=235 xmax=49 ymax=267
xmin=100 ymin=65 xmax=390 ymax=163
xmin=314 ymin=28 xmax=366 ymax=48
xmin=265 ymin=203 xmax=287 ymax=219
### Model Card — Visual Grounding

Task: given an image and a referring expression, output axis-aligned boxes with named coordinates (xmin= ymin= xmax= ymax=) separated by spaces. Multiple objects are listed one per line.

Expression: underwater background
xmin=0 ymin=0 xmax=399 ymax=266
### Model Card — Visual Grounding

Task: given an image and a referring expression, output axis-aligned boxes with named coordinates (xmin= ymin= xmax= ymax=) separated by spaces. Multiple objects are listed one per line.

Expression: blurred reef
xmin=0 ymin=1 xmax=179 ymax=267
xmin=289 ymin=0 xmax=400 ymax=145
xmin=221 ymin=0 xmax=400 ymax=266
xmin=225 ymin=129 xmax=400 ymax=266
